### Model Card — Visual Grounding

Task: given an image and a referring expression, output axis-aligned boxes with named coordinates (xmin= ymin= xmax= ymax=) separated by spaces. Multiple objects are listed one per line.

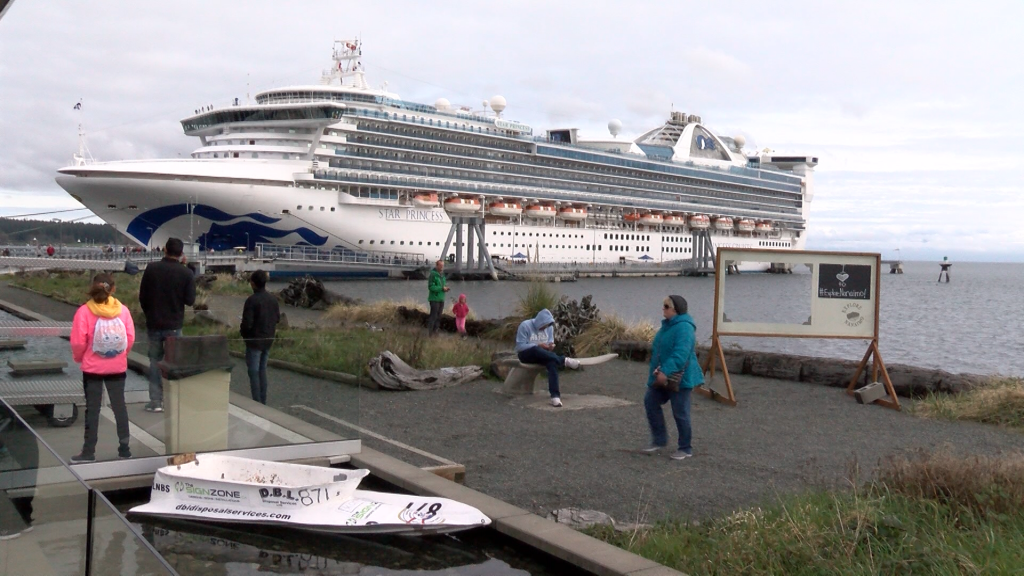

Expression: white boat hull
xmin=128 ymin=455 xmax=490 ymax=536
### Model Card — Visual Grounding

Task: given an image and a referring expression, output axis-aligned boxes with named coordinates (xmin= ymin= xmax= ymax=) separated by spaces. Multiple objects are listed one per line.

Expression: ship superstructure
xmin=56 ymin=40 xmax=818 ymax=267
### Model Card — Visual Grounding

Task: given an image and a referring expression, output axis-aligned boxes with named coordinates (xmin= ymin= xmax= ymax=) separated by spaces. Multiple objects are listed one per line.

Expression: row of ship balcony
xmin=306 ymin=168 xmax=804 ymax=228
xmin=342 ymin=129 xmax=800 ymax=199
xmin=343 ymin=108 xmax=802 ymax=188
xmin=328 ymin=147 xmax=801 ymax=214
xmin=323 ymin=152 xmax=801 ymax=216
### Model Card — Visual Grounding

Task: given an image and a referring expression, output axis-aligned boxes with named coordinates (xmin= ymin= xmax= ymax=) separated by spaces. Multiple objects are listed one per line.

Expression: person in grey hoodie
xmin=515 ymin=309 xmax=581 ymax=407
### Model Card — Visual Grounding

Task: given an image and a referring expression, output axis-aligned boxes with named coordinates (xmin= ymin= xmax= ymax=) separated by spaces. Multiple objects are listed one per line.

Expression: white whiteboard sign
xmin=715 ymin=249 xmax=879 ymax=339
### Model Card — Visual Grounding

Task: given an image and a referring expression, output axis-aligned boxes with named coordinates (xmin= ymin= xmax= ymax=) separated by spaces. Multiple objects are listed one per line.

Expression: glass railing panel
xmin=0 ymin=398 xmax=173 ymax=575
xmin=89 ymin=492 xmax=175 ymax=575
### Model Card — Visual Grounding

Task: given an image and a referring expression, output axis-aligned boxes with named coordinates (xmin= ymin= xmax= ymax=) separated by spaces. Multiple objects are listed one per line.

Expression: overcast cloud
xmin=1 ymin=1 xmax=1022 ymax=260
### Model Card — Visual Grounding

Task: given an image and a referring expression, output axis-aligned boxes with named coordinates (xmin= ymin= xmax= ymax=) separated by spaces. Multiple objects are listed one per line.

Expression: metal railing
xmin=254 ymin=243 xmax=426 ymax=267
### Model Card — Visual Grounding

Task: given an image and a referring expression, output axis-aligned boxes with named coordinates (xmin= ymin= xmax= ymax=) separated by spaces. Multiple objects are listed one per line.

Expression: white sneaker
xmin=564 ymin=357 xmax=580 ymax=369
xmin=550 ymin=397 xmax=563 ymax=408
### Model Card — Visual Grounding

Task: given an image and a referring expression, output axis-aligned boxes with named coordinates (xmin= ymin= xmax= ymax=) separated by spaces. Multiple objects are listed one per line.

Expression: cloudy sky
xmin=2 ymin=1 xmax=1022 ymax=261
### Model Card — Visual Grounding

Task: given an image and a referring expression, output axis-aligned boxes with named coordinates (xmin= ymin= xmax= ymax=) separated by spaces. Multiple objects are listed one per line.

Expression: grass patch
xmin=9 ymin=271 xmax=145 ymax=324
xmin=588 ymin=450 xmax=1024 ymax=575
xmin=186 ymin=322 xmax=499 ymax=377
xmin=574 ymin=314 xmax=656 ymax=357
xmin=205 ymin=273 xmax=255 ymax=296
xmin=323 ymin=298 xmax=427 ymax=326
xmin=913 ymin=377 xmax=1024 ymax=431
xmin=514 ymin=282 xmax=560 ymax=318
xmin=9 ymin=270 xmax=255 ymax=326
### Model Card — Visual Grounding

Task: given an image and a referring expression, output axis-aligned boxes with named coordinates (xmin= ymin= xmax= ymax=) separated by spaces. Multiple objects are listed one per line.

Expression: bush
xmin=514 ymin=282 xmax=559 ymax=319
xmin=574 ymin=314 xmax=656 ymax=357
xmin=913 ymin=377 xmax=1024 ymax=431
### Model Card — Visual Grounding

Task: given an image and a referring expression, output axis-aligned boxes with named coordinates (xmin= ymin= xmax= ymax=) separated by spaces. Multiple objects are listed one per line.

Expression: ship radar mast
xmin=72 ymin=124 xmax=94 ymax=166
xmin=321 ymin=39 xmax=368 ymax=89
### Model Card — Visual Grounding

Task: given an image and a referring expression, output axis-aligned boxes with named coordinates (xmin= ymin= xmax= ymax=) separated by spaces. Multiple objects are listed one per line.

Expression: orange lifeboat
xmin=557 ymin=206 xmax=588 ymax=221
xmin=524 ymin=204 xmax=557 ymax=219
xmin=736 ymin=218 xmax=756 ymax=232
xmin=412 ymin=192 xmax=439 ymax=207
xmin=639 ymin=212 xmax=664 ymax=226
xmin=688 ymin=214 xmax=710 ymax=229
xmin=755 ymin=220 xmax=773 ymax=232
xmin=443 ymin=196 xmax=481 ymax=213
xmin=664 ymin=213 xmax=687 ymax=226
xmin=623 ymin=212 xmax=641 ymax=223
xmin=713 ymin=217 xmax=734 ymax=230
xmin=488 ymin=201 xmax=523 ymax=217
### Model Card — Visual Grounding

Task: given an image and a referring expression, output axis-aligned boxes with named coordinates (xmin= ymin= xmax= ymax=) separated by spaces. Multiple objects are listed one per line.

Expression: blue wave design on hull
xmin=127 ymin=203 xmax=327 ymax=250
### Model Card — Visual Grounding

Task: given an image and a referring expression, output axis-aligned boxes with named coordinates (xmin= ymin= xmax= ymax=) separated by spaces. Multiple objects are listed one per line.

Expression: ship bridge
xmin=181 ymin=102 xmax=348 ymax=137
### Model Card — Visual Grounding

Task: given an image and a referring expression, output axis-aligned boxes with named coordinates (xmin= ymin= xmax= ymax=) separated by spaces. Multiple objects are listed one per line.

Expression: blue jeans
xmin=147 ymin=329 xmax=181 ymax=407
xmin=644 ymin=386 xmax=692 ymax=453
xmin=246 ymin=347 xmax=270 ymax=404
xmin=517 ymin=346 xmax=565 ymax=398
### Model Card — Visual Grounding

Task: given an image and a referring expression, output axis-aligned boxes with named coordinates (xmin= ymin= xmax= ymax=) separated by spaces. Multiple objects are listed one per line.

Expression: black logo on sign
xmin=818 ymin=264 xmax=871 ymax=300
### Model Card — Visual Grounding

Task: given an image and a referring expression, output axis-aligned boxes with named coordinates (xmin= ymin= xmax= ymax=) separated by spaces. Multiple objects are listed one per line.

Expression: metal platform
xmin=0 ymin=379 xmax=84 ymax=406
xmin=0 ymin=320 xmax=73 ymax=338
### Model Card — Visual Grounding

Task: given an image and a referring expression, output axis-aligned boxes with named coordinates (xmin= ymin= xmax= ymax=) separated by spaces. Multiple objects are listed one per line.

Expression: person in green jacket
xmin=427 ymin=259 xmax=449 ymax=335
xmin=643 ymin=295 xmax=703 ymax=460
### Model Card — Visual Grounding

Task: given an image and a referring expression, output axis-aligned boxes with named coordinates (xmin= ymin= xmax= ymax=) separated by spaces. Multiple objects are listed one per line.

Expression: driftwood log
xmin=368 ymin=350 xmax=483 ymax=391
xmin=552 ymin=295 xmax=600 ymax=356
xmin=395 ymin=306 xmax=504 ymax=337
xmin=277 ymin=276 xmax=359 ymax=310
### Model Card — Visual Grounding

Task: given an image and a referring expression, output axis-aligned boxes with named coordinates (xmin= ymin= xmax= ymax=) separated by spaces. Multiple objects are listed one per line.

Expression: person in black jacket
xmin=138 ymin=237 xmax=196 ymax=412
xmin=241 ymin=270 xmax=280 ymax=404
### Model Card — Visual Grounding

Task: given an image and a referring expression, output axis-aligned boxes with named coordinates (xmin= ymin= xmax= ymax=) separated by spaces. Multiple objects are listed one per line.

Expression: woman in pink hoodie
xmin=452 ymin=293 xmax=470 ymax=336
xmin=70 ymin=273 xmax=135 ymax=463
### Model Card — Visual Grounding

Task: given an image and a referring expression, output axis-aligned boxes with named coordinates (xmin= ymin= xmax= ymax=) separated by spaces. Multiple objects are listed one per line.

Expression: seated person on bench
xmin=515 ymin=309 xmax=581 ymax=408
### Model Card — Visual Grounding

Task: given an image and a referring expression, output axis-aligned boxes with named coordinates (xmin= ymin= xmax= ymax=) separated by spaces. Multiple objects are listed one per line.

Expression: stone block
xmin=854 ymin=382 xmax=888 ymax=404
xmin=7 ymin=359 xmax=67 ymax=376
xmin=490 ymin=350 xmax=519 ymax=379
xmin=0 ymin=339 xmax=28 ymax=351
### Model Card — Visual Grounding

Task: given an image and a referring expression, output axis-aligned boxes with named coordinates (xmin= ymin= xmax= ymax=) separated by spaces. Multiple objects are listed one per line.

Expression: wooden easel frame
xmin=694 ymin=249 xmax=901 ymax=411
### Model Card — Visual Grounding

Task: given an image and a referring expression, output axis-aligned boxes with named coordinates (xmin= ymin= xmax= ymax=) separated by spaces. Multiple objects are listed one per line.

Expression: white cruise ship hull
xmin=57 ymin=167 xmax=802 ymax=272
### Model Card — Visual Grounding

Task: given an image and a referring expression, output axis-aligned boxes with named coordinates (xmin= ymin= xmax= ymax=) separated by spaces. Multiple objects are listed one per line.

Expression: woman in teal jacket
xmin=644 ymin=295 xmax=703 ymax=460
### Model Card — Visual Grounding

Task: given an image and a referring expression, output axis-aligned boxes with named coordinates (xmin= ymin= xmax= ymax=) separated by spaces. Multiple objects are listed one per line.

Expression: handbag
xmin=653 ymin=342 xmax=695 ymax=393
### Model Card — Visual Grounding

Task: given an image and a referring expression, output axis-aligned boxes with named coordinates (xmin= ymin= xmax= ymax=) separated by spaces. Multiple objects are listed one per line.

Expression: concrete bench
xmin=0 ymin=378 xmax=83 ymax=427
xmin=502 ymin=353 xmax=618 ymax=395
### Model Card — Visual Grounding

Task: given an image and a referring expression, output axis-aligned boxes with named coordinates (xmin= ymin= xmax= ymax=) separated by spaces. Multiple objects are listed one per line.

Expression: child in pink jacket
xmin=452 ymin=293 xmax=470 ymax=336
xmin=70 ymin=273 xmax=136 ymax=463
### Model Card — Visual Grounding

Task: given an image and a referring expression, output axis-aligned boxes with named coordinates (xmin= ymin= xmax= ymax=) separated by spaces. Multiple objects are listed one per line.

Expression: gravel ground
xmin=4 ymin=282 xmax=1022 ymax=526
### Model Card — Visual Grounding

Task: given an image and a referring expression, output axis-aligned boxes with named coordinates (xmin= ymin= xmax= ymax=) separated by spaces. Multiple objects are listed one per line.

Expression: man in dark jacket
xmin=241 ymin=270 xmax=280 ymax=404
xmin=138 ymin=237 xmax=196 ymax=412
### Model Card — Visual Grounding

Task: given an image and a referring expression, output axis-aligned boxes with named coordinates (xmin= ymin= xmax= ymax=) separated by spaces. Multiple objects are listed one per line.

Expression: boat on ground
xmin=129 ymin=454 xmax=491 ymax=535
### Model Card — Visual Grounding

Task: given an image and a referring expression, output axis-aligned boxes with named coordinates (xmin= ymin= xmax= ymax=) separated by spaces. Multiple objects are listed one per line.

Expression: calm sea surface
xmin=305 ymin=261 xmax=1024 ymax=378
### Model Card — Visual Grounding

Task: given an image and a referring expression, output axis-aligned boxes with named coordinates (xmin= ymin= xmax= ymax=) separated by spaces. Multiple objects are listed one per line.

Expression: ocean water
xmin=311 ymin=261 xmax=1024 ymax=378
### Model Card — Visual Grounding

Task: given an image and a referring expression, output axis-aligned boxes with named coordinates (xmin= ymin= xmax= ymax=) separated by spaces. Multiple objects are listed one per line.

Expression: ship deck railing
xmin=253 ymin=243 xmax=426 ymax=267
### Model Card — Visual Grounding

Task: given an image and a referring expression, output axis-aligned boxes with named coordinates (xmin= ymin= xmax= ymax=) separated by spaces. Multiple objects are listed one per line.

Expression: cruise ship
xmin=56 ymin=40 xmax=817 ymax=268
